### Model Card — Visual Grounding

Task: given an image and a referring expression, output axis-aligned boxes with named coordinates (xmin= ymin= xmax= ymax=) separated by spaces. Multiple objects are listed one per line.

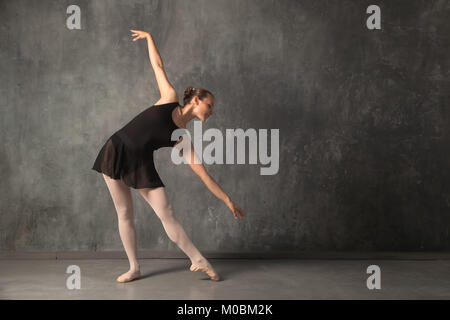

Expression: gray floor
xmin=1 ymin=258 xmax=449 ymax=299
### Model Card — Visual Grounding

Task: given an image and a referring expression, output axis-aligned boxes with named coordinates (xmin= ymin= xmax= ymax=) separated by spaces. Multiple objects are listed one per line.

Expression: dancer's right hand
xmin=225 ymin=200 xmax=246 ymax=220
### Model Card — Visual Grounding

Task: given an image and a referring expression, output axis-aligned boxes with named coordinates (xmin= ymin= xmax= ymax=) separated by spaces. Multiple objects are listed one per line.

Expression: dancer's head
xmin=182 ymin=86 xmax=215 ymax=122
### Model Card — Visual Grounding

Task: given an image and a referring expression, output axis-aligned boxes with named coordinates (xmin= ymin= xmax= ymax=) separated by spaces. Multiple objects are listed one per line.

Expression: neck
xmin=177 ymin=103 xmax=197 ymax=127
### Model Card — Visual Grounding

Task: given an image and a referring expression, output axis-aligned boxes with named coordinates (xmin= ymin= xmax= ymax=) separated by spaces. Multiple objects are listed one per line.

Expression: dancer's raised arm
xmin=130 ymin=29 xmax=177 ymax=101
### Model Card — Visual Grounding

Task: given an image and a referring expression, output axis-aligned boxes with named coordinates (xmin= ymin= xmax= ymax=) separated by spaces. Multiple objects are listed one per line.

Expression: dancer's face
xmin=193 ymin=95 xmax=215 ymax=122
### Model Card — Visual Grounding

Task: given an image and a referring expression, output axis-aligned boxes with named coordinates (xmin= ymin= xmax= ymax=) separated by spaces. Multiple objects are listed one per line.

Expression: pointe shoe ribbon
xmin=190 ymin=264 xmax=220 ymax=281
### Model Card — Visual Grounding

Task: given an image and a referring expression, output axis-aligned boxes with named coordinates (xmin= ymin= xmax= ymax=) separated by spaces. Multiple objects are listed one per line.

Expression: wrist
xmin=224 ymin=196 xmax=232 ymax=206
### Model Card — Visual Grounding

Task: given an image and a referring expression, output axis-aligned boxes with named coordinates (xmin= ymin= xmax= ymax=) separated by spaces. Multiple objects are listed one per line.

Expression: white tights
xmin=102 ymin=174 xmax=210 ymax=271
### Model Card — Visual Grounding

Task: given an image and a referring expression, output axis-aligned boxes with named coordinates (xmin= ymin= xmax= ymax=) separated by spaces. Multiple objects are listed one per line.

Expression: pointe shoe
xmin=190 ymin=263 xmax=220 ymax=281
xmin=116 ymin=270 xmax=141 ymax=283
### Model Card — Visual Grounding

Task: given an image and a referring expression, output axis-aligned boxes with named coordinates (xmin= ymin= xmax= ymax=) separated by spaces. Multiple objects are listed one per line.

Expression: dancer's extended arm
xmin=179 ymin=140 xmax=246 ymax=220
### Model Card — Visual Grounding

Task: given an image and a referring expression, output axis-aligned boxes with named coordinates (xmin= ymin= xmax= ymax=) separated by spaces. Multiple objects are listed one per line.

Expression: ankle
xmin=192 ymin=257 xmax=208 ymax=266
xmin=130 ymin=264 xmax=140 ymax=272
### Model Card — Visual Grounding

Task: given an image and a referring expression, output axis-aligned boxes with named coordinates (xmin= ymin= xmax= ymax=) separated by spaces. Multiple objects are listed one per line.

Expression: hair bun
xmin=182 ymin=86 xmax=213 ymax=106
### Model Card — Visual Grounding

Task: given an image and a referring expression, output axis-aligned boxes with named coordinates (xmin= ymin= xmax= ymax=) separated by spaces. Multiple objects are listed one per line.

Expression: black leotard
xmin=92 ymin=102 xmax=182 ymax=189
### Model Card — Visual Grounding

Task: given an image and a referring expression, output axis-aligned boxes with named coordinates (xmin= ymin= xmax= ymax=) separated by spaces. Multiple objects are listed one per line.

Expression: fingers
xmin=130 ymin=30 xmax=145 ymax=35
xmin=236 ymin=205 xmax=245 ymax=218
xmin=233 ymin=206 xmax=246 ymax=220
xmin=130 ymin=30 xmax=143 ymax=41
xmin=228 ymin=201 xmax=246 ymax=220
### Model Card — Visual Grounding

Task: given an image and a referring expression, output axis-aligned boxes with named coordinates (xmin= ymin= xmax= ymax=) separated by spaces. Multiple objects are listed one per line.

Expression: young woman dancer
xmin=92 ymin=30 xmax=246 ymax=283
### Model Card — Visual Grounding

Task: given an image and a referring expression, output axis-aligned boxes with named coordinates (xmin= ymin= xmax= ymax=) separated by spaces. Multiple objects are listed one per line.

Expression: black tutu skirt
xmin=91 ymin=133 xmax=165 ymax=189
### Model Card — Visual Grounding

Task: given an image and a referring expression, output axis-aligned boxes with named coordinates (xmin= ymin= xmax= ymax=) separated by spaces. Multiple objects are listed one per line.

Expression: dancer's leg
xmin=102 ymin=174 xmax=140 ymax=282
xmin=138 ymin=186 xmax=219 ymax=280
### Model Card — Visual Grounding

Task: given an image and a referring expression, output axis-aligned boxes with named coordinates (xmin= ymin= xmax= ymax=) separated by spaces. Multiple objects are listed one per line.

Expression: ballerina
xmin=91 ymin=29 xmax=246 ymax=283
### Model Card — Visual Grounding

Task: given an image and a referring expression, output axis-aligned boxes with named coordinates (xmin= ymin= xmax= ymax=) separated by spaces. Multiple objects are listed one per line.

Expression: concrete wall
xmin=1 ymin=0 xmax=449 ymax=253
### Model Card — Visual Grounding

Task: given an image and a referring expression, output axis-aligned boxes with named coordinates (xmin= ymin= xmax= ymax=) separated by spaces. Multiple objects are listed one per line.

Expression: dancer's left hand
xmin=226 ymin=200 xmax=246 ymax=220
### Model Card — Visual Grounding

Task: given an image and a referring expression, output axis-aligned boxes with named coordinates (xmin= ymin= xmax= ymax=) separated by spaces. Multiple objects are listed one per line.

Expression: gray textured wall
xmin=0 ymin=0 xmax=449 ymax=253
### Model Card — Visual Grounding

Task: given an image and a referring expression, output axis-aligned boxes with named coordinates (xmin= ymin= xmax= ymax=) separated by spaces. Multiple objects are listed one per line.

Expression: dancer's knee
xmin=156 ymin=203 xmax=175 ymax=222
xmin=116 ymin=207 xmax=134 ymax=222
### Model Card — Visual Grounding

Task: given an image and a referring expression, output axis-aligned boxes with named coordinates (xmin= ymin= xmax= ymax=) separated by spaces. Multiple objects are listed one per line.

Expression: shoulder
xmin=154 ymin=90 xmax=179 ymax=106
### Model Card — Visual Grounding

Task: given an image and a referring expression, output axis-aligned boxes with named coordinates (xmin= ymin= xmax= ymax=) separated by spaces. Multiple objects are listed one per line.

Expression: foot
xmin=116 ymin=269 xmax=141 ymax=283
xmin=190 ymin=259 xmax=220 ymax=281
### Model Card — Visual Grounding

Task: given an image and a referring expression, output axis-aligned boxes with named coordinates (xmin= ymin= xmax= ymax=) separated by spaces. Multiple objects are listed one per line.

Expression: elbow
xmin=153 ymin=58 xmax=164 ymax=68
xmin=152 ymin=62 xmax=163 ymax=70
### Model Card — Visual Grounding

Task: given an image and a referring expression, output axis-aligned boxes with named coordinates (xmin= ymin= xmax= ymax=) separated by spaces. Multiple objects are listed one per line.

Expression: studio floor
xmin=1 ymin=258 xmax=449 ymax=299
